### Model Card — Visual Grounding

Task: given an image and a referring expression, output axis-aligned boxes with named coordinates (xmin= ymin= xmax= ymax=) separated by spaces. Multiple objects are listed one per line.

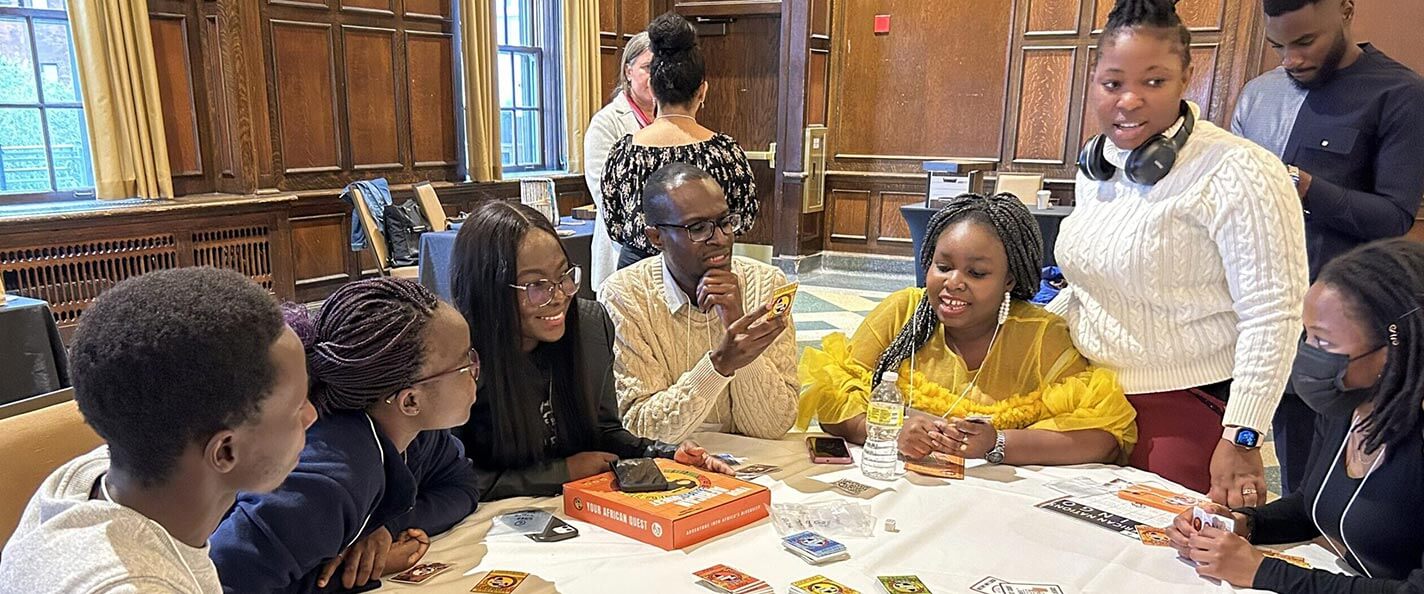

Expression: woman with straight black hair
xmin=451 ymin=200 xmax=731 ymax=500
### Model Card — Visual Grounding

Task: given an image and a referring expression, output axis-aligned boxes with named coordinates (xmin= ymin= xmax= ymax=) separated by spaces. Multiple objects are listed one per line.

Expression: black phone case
xmin=527 ymin=516 xmax=579 ymax=542
xmin=611 ymin=458 xmax=670 ymax=492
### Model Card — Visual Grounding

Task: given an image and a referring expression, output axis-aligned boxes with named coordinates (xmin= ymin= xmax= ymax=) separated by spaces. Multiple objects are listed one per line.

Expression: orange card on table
xmin=1117 ymin=483 xmax=1209 ymax=514
xmin=905 ymin=452 xmax=964 ymax=479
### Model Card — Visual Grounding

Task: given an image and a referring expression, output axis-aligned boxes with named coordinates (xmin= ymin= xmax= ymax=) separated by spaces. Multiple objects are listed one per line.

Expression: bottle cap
xmin=881 ymin=371 xmax=898 ymax=382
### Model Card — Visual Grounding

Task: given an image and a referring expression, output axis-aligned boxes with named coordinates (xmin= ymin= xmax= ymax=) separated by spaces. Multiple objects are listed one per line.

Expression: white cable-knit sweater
xmin=1047 ymin=104 xmax=1308 ymax=433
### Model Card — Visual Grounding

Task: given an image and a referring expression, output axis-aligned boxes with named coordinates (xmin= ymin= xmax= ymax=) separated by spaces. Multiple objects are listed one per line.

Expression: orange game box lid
xmin=563 ymin=459 xmax=770 ymax=550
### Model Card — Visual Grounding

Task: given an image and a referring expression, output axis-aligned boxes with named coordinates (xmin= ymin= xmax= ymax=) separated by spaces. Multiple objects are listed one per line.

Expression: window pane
xmin=25 ymin=0 xmax=66 ymax=10
xmin=493 ymin=0 xmax=505 ymax=45
xmin=514 ymin=52 xmax=538 ymax=108
xmin=515 ymin=109 xmax=540 ymax=166
xmin=0 ymin=107 xmax=51 ymax=193
xmin=0 ymin=18 xmax=39 ymax=104
xmin=46 ymin=107 xmax=89 ymax=190
xmin=499 ymin=108 xmax=514 ymax=166
xmin=497 ymin=51 xmax=514 ymax=108
xmin=34 ymin=20 xmax=78 ymax=104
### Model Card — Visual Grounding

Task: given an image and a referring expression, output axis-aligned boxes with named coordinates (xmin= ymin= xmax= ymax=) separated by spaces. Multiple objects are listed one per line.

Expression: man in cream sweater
xmin=601 ymin=163 xmax=798 ymax=443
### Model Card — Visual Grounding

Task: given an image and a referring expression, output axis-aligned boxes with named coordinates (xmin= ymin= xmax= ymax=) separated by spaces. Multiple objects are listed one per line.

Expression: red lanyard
xmin=626 ymin=92 xmax=653 ymax=128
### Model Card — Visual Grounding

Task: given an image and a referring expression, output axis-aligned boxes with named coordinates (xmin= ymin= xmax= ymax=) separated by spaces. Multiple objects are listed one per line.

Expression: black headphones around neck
xmin=1077 ymin=101 xmax=1195 ymax=186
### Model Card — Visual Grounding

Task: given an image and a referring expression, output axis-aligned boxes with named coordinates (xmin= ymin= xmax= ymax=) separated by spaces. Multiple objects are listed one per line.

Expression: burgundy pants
xmin=1126 ymin=385 xmax=1228 ymax=494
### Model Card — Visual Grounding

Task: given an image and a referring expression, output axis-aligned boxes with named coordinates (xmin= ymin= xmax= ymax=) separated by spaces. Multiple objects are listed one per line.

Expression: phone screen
xmin=810 ymin=437 xmax=851 ymax=459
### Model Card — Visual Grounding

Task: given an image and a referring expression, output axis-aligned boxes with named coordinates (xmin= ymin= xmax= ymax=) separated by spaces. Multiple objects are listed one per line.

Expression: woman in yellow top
xmin=799 ymin=193 xmax=1136 ymax=465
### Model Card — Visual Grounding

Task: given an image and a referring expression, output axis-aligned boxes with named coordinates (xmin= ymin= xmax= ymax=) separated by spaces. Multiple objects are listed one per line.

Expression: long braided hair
xmin=1317 ymin=238 xmax=1424 ymax=453
xmin=283 ymin=277 xmax=439 ymax=413
xmin=1101 ymin=0 xmax=1192 ymax=69
xmin=870 ymin=193 xmax=1044 ymax=389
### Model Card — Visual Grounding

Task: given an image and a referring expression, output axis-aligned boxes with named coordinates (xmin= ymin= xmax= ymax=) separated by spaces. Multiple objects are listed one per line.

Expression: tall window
xmin=495 ymin=0 xmax=562 ymax=173
xmin=0 ymin=0 xmax=91 ymax=200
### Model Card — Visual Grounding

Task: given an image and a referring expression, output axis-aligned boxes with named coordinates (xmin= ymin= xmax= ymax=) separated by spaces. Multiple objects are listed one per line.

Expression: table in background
xmin=376 ymin=432 xmax=1343 ymax=593
xmin=0 ymin=296 xmax=69 ymax=406
xmin=901 ymin=204 xmax=1074 ymax=287
xmin=418 ymin=217 xmax=595 ymax=302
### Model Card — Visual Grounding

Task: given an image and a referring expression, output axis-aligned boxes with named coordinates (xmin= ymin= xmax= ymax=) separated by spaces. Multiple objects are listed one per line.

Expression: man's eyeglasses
xmin=652 ymin=213 xmax=744 ymax=243
xmin=508 ymin=266 xmax=582 ymax=308
xmin=396 ymin=349 xmax=479 ymax=400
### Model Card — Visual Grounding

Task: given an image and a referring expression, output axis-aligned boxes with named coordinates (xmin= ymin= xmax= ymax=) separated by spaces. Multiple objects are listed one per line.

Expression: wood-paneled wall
xmin=815 ymin=0 xmax=1264 ymax=256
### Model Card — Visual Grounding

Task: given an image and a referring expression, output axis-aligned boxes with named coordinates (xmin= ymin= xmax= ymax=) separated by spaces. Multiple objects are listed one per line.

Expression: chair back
xmin=350 ymin=186 xmax=394 ymax=275
xmin=413 ymin=182 xmax=448 ymax=232
xmin=994 ymin=173 xmax=1046 ymax=206
xmin=0 ymin=389 xmax=104 ymax=545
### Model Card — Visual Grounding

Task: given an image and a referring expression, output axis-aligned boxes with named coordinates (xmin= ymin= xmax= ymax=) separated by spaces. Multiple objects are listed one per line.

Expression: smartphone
xmin=526 ymin=516 xmax=579 ymax=542
xmin=807 ymin=436 xmax=853 ymax=464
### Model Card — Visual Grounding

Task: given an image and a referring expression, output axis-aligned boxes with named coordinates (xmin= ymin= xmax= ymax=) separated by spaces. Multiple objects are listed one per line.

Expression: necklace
xmin=656 ymin=114 xmax=697 ymax=122
xmin=101 ymin=474 xmax=205 ymax=592
xmin=939 ymin=322 xmax=1004 ymax=419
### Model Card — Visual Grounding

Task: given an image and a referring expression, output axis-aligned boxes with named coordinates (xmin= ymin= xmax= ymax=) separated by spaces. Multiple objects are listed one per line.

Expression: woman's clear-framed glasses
xmin=508 ymin=266 xmax=582 ymax=307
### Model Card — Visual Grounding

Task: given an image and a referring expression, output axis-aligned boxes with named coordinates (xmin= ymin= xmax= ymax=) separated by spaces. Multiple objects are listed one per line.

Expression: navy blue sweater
xmin=209 ymin=411 xmax=480 ymax=593
xmin=1283 ymin=44 xmax=1424 ymax=279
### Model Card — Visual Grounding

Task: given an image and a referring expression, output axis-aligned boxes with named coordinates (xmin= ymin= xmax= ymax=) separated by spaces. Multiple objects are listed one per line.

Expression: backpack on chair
xmin=382 ymin=199 xmax=430 ymax=267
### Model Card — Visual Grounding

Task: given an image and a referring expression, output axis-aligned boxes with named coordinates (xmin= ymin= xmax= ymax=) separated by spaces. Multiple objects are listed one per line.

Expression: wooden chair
xmin=413 ymin=182 xmax=449 ymax=232
xmin=349 ymin=185 xmax=419 ymax=279
xmin=0 ymin=389 xmax=104 ymax=545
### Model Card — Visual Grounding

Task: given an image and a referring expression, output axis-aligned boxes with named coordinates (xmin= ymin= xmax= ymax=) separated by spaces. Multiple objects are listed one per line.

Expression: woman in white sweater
xmin=1049 ymin=0 xmax=1307 ymax=506
xmin=583 ymin=32 xmax=654 ymax=292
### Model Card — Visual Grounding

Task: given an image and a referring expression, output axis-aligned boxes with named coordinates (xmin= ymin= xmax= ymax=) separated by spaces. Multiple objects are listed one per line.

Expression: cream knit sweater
xmin=1048 ymin=105 xmax=1308 ymax=433
xmin=600 ymin=255 xmax=799 ymax=443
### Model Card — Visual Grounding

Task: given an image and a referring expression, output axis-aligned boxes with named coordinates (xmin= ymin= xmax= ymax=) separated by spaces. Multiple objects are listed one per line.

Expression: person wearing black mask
xmin=1165 ymin=238 xmax=1424 ymax=593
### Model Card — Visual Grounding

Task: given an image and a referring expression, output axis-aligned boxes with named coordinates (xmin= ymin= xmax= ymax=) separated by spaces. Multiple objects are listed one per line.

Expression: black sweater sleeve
xmin=1254 ymin=558 xmax=1421 ymax=594
xmin=1250 ymin=418 xmax=1331 ymax=545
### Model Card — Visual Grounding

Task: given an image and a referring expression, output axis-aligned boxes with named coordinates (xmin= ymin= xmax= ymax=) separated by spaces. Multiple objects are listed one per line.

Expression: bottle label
xmin=866 ymin=402 xmax=903 ymax=427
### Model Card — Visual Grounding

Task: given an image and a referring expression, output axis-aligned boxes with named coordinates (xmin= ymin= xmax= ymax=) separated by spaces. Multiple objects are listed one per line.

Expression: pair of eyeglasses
xmin=653 ymin=213 xmax=744 ymax=243
xmin=508 ymin=266 xmax=582 ymax=308
xmin=410 ymin=348 xmax=480 ymax=387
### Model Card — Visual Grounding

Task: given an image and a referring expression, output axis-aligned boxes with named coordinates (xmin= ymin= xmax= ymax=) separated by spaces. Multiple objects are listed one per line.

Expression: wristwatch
xmin=1223 ymin=426 xmax=1263 ymax=450
xmin=985 ymin=431 xmax=1007 ymax=464
xmin=1287 ymin=164 xmax=1301 ymax=185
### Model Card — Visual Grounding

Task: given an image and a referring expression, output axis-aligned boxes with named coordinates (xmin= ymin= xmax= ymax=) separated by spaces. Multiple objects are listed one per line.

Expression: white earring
xmin=998 ymin=291 xmax=1011 ymax=325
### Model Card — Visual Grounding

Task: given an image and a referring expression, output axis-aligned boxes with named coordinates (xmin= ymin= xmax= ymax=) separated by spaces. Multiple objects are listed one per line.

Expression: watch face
xmin=1235 ymin=429 xmax=1260 ymax=447
xmin=986 ymin=451 xmax=1004 ymax=464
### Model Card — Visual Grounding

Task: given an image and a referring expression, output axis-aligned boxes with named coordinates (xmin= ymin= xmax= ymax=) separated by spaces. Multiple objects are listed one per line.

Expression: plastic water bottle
xmin=862 ymin=371 xmax=905 ymax=480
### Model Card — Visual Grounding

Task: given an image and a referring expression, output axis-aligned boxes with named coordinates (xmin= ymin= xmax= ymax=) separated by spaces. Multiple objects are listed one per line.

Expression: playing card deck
xmin=388 ymin=562 xmax=453 ymax=584
xmin=791 ymin=575 xmax=860 ymax=594
xmin=877 ymin=575 xmax=932 ymax=593
xmin=693 ymin=564 xmax=773 ymax=594
xmin=471 ymin=570 xmax=529 ymax=593
xmin=782 ymin=531 xmax=850 ymax=565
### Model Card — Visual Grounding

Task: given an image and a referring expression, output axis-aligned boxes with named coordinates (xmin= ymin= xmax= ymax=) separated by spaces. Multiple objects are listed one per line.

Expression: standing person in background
xmin=1050 ymin=0 xmax=1308 ymax=504
xmin=584 ymin=32 xmax=653 ymax=292
xmin=601 ymin=11 xmax=757 ymax=269
xmin=1231 ymin=0 xmax=1424 ymax=496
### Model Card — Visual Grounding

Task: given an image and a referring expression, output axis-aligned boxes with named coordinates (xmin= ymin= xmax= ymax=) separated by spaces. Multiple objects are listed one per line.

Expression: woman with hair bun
xmin=210 ymin=278 xmax=481 ymax=592
xmin=601 ymin=11 xmax=757 ymax=269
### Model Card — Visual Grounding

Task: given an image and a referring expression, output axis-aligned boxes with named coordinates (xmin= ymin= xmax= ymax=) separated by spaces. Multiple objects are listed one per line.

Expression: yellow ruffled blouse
xmin=798 ymin=287 xmax=1137 ymax=457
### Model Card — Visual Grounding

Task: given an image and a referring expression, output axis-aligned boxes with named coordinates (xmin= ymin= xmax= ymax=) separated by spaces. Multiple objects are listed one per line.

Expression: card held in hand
xmin=471 ymin=570 xmax=529 ymax=593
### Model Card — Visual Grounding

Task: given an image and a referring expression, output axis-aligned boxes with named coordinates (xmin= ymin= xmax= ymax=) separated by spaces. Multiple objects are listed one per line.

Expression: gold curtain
xmin=460 ymin=0 xmax=502 ymax=182
xmin=561 ymin=0 xmax=601 ymax=174
xmin=67 ymin=0 xmax=172 ymax=200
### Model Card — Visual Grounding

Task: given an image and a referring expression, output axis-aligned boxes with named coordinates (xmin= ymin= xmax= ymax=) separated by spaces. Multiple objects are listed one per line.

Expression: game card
xmin=877 ymin=575 xmax=932 ymax=593
xmin=694 ymin=564 xmax=761 ymax=592
xmin=792 ymin=575 xmax=859 ymax=594
xmin=905 ymin=453 xmax=965 ymax=479
xmin=1136 ymin=525 xmax=1171 ymax=547
xmin=388 ymin=562 xmax=453 ymax=584
xmin=970 ymin=576 xmax=1007 ymax=594
xmin=1261 ymin=549 xmax=1311 ymax=568
xmin=782 ymin=531 xmax=844 ymax=557
xmin=764 ymin=282 xmax=799 ymax=321
xmin=1118 ymin=483 xmax=1210 ymax=514
xmin=471 ymin=570 xmax=529 ymax=593
xmin=831 ymin=478 xmax=872 ymax=496
xmin=734 ymin=464 xmax=780 ymax=479
xmin=1191 ymin=506 xmax=1236 ymax=534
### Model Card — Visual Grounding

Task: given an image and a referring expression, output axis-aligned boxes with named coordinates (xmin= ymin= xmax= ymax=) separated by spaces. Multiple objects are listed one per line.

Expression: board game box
xmin=563 ymin=459 xmax=770 ymax=550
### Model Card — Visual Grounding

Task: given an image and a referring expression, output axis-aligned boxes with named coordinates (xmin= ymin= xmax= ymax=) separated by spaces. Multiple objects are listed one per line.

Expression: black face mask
xmin=1291 ymin=339 xmax=1381 ymax=419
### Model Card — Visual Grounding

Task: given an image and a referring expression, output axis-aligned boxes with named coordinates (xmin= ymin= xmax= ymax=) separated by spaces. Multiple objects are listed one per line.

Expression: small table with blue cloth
xmin=901 ymin=204 xmax=1074 ymax=287
xmin=0 ymin=296 xmax=70 ymax=406
xmin=419 ymin=216 xmax=596 ymax=303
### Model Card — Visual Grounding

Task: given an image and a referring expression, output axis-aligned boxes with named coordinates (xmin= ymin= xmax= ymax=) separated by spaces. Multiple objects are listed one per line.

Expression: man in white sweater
xmin=601 ymin=163 xmax=799 ymax=443
xmin=0 ymin=268 xmax=317 ymax=593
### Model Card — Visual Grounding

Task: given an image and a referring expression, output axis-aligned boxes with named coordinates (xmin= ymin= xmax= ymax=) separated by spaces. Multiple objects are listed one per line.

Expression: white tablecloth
xmin=376 ymin=432 xmax=1349 ymax=593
